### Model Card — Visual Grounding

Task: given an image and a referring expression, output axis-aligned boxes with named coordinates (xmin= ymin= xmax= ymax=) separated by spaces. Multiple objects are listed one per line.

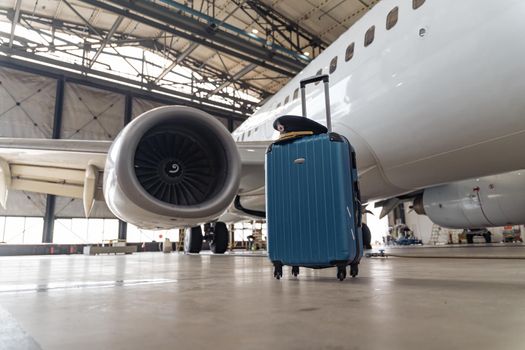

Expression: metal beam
xmin=244 ymin=0 xmax=328 ymax=51
xmin=124 ymin=93 xmax=132 ymax=124
xmin=42 ymin=77 xmax=65 ymax=243
xmin=3 ymin=8 xmax=270 ymax=98
xmin=207 ymin=63 xmax=257 ymax=98
xmin=9 ymin=0 xmax=22 ymax=49
xmin=117 ymin=92 xmax=129 ymax=244
xmin=42 ymin=195 xmax=56 ymax=243
xmin=0 ymin=55 xmax=250 ymax=121
xmin=88 ymin=15 xmax=123 ymax=68
xmin=154 ymin=0 xmax=308 ymax=64
xmin=77 ymin=0 xmax=303 ymax=76
xmin=62 ymin=0 xmax=102 ymax=36
xmin=51 ymin=77 xmax=64 ymax=139
xmin=5 ymin=8 xmax=275 ymax=103
xmin=118 ymin=221 xmax=127 ymax=241
xmin=154 ymin=42 xmax=199 ymax=84
xmin=0 ymin=48 xmax=252 ymax=117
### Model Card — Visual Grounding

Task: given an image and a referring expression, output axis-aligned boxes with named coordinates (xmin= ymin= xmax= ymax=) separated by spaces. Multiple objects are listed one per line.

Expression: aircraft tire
xmin=210 ymin=222 xmax=229 ymax=254
xmin=184 ymin=226 xmax=203 ymax=254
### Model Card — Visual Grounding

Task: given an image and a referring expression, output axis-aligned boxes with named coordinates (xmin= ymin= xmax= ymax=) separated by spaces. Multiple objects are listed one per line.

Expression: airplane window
xmin=386 ymin=7 xmax=399 ymax=30
xmin=345 ymin=43 xmax=355 ymax=62
xmin=413 ymin=0 xmax=425 ymax=9
xmin=293 ymin=88 xmax=299 ymax=100
xmin=248 ymin=130 xmax=252 ymax=137
xmin=277 ymin=102 xmax=281 ymax=108
xmin=315 ymin=69 xmax=322 ymax=85
xmin=364 ymin=26 xmax=375 ymax=47
xmin=329 ymin=56 xmax=337 ymax=74
xmin=284 ymin=96 xmax=290 ymax=104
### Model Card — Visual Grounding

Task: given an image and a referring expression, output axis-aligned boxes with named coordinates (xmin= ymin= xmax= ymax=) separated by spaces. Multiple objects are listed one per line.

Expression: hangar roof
xmin=0 ymin=0 xmax=379 ymax=114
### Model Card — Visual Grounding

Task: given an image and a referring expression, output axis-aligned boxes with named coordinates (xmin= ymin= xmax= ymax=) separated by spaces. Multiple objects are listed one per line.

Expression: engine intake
xmin=104 ymin=106 xmax=241 ymax=229
xmin=134 ymin=122 xmax=229 ymax=206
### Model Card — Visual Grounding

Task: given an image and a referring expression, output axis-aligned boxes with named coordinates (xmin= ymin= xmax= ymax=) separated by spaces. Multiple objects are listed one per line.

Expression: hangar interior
xmin=0 ymin=0 xmax=380 ymax=247
xmin=1 ymin=0 xmax=525 ymax=349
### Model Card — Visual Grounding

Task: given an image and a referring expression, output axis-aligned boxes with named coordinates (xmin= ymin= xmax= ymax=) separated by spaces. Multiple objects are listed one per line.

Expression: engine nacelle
xmin=104 ymin=106 xmax=241 ymax=229
xmin=413 ymin=171 xmax=525 ymax=228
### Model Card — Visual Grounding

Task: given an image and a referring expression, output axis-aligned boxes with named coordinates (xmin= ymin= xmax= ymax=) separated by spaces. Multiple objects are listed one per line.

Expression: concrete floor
xmin=1 ymin=247 xmax=525 ymax=350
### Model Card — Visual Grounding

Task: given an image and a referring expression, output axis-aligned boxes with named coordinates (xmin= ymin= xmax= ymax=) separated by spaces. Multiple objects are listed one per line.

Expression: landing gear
xmin=209 ymin=222 xmax=229 ymax=254
xmin=337 ymin=265 xmax=347 ymax=281
xmin=362 ymin=223 xmax=372 ymax=250
xmin=184 ymin=226 xmax=203 ymax=254
xmin=464 ymin=229 xmax=492 ymax=244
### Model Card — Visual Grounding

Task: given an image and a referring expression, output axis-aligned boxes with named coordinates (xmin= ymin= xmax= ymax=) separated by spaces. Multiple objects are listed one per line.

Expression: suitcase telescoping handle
xmin=300 ymin=74 xmax=332 ymax=132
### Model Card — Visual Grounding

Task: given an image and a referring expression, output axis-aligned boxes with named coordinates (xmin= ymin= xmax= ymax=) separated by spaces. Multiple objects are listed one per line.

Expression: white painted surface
xmin=235 ymin=0 xmax=525 ymax=202
xmin=365 ymin=203 xmax=389 ymax=245
xmin=404 ymin=202 xmax=435 ymax=243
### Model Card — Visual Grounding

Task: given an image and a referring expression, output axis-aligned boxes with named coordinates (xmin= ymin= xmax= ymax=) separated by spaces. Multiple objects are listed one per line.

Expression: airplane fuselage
xmin=233 ymin=0 xmax=525 ymax=207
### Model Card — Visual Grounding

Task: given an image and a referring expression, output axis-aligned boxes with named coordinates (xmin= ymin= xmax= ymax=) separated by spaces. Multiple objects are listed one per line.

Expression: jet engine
xmin=103 ymin=106 xmax=241 ymax=229
xmin=411 ymin=171 xmax=525 ymax=228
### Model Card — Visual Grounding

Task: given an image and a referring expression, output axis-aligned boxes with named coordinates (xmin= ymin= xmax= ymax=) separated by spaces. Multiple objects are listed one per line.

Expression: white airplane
xmin=1 ymin=0 xmax=525 ymax=253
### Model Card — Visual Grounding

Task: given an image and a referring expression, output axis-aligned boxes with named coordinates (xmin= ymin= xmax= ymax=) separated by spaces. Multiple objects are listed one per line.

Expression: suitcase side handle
xmin=300 ymin=74 xmax=332 ymax=133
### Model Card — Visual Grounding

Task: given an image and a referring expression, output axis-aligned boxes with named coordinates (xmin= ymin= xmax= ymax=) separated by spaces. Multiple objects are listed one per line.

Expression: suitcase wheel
xmin=273 ymin=263 xmax=283 ymax=280
xmin=336 ymin=266 xmax=347 ymax=281
xmin=291 ymin=266 xmax=299 ymax=277
xmin=350 ymin=263 xmax=359 ymax=278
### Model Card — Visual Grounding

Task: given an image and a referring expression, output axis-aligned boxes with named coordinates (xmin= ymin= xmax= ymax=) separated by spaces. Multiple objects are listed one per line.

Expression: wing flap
xmin=0 ymin=138 xmax=109 ymax=217
xmin=3 ymin=162 xmax=103 ymax=216
xmin=11 ymin=165 xmax=85 ymax=185
xmin=10 ymin=178 xmax=84 ymax=199
xmin=0 ymin=158 xmax=11 ymax=207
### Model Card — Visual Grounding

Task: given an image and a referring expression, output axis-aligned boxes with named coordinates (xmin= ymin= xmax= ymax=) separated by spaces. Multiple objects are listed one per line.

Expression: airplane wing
xmin=0 ymin=137 xmax=269 ymax=218
xmin=0 ymin=138 xmax=110 ymax=217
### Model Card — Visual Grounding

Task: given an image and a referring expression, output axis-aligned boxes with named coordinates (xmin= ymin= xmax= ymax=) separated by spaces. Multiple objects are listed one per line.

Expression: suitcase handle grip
xmin=299 ymin=74 xmax=332 ymax=132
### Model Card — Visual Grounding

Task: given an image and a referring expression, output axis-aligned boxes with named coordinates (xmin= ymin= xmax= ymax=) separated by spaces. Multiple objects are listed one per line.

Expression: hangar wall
xmin=404 ymin=203 xmax=435 ymax=243
xmin=0 ymin=65 xmax=240 ymax=244
xmin=0 ymin=68 xmax=53 ymax=218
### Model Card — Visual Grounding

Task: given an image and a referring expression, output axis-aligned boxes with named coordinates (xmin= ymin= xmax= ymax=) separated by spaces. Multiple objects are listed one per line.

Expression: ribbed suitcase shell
xmin=266 ymin=133 xmax=362 ymax=267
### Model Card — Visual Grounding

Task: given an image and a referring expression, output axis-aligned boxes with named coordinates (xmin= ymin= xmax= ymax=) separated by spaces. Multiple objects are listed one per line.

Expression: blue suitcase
xmin=266 ymin=75 xmax=363 ymax=281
